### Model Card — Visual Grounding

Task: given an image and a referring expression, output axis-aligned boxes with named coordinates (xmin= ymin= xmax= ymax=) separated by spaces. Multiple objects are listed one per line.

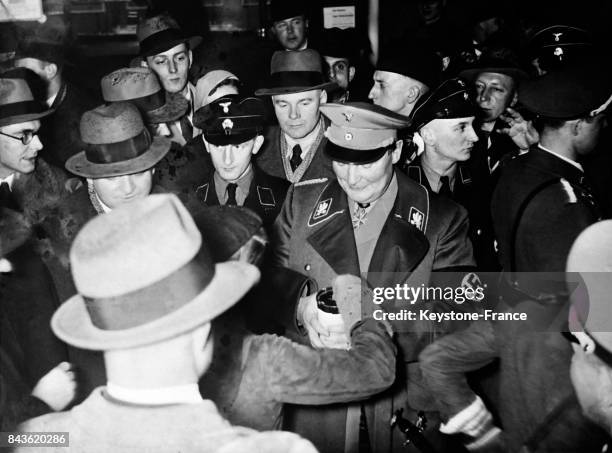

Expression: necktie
xmin=179 ymin=108 xmax=193 ymax=143
xmin=290 ymin=144 xmax=303 ymax=172
xmin=352 ymin=202 xmax=370 ymax=229
xmin=226 ymin=183 xmax=238 ymax=206
xmin=439 ymin=176 xmax=452 ymax=198
xmin=0 ymin=182 xmax=17 ymax=210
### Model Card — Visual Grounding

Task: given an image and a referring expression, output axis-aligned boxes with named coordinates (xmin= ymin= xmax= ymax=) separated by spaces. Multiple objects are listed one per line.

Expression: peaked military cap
xmin=195 ymin=95 xmax=265 ymax=146
xmin=320 ymin=102 xmax=410 ymax=164
xmin=410 ymin=78 xmax=478 ymax=131
xmin=530 ymin=25 xmax=594 ymax=70
xmin=519 ymin=67 xmax=611 ymax=120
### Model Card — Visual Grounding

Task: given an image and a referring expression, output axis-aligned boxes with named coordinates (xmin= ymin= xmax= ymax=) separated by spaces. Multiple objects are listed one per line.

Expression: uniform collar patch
xmin=257 ymin=186 xmax=276 ymax=207
xmin=196 ymin=182 xmax=209 ymax=203
xmin=409 ymin=206 xmax=425 ymax=231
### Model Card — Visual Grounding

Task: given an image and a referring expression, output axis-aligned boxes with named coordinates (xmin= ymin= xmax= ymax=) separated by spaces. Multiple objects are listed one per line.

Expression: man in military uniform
xmin=267 ymin=102 xmax=476 ymax=452
xmin=187 ymin=95 xmax=289 ymax=231
xmin=405 ymin=78 xmax=498 ymax=270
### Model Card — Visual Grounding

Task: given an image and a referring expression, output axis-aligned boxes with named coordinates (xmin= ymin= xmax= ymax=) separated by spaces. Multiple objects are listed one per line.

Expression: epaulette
xmin=559 ymin=178 xmax=578 ymax=204
xmin=295 ymin=178 xmax=328 ymax=187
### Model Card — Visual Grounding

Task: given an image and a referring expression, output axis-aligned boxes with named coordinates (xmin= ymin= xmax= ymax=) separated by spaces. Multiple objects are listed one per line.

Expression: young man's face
xmin=272 ymin=89 xmax=325 ymax=139
xmin=333 ymin=145 xmax=402 ymax=204
xmin=146 ymin=43 xmax=192 ymax=94
xmin=272 ymin=16 xmax=308 ymax=50
xmin=90 ymin=169 xmax=154 ymax=209
xmin=369 ymin=71 xmax=414 ymax=116
xmin=424 ymin=117 xmax=479 ymax=163
xmin=205 ymin=136 xmax=263 ymax=182
xmin=474 ymin=72 xmax=516 ymax=123
xmin=0 ymin=120 xmax=43 ymax=178
xmin=324 ymin=56 xmax=354 ymax=91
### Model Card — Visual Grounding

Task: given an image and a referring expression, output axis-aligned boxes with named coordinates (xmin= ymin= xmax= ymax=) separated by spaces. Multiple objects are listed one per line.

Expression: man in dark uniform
xmin=266 ymin=102 xmax=476 ymax=452
xmin=405 ymin=78 xmax=498 ymax=270
xmin=187 ymin=95 xmax=289 ymax=232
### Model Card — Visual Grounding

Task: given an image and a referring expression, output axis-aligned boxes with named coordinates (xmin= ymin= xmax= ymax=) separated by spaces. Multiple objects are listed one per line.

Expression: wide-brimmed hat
xmin=66 ymin=102 xmax=171 ymax=178
xmin=270 ymin=0 xmax=308 ymax=23
xmin=195 ymin=95 xmax=265 ymax=146
xmin=255 ymin=49 xmax=336 ymax=96
xmin=460 ymin=47 xmax=528 ymax=82
xmin=137 ymin=13 xmax=202 ymax=58
xmin=321 ymin=102 xmax=411 ymax=164
xmin=101 ymin=67 xmax=189 ymax=124
xmin=194 ymin=70 xmax=240 ymax=109
xmin=14 ymin=20 xmax=70 ymax=66
xmin=0 ymin=68 xmax=53 ymax=127
xmin=52 ymin=194 xmax=260 ymax=350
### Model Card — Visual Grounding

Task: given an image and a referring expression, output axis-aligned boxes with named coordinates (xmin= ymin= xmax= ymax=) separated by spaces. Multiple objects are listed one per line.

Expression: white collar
xmin=106 ymin=382 xmax=202 ymax=406
xmin=285 ymin=118 xmax=322 ymax=158
xmin=538 ymin=144 xmax=583 ymax=172
xmin=0 ymin=173 xmax=15 ymax=190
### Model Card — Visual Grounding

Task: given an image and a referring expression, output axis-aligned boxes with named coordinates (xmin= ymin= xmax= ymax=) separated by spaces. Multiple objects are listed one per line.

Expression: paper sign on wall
xmin=323 ymin=6 xmax=355 ymax=30
xmin=0 ymin=0 xmax=44 ymax=22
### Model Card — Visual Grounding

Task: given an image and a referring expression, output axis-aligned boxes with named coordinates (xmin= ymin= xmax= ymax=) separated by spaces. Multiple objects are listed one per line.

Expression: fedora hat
xmin=460 ymin=47 xmax=528 ymax=83
xmin=52 ymin=194 xmax=260 ymax=350
xmin=255 ymin=49 xmax=336 ymax=96
xmin=66 ymin=102 xmax=171 ymax=178
xmin=0 ymin=68 xmax=52 ymax=127
xmin=14 ymin=20 xmax=70 ymax=66
xmin=137 ymin=13 xmax=202 ymax=58
xmin=101 ymin=67 xmax=189 ymax=124
xmin=270 ymin=0 xmax=308 ymax=23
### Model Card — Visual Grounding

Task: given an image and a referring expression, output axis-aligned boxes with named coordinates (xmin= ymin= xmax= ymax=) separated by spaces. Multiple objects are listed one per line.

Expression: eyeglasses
xmin=0 ymin=130 xmax=38 ymax=145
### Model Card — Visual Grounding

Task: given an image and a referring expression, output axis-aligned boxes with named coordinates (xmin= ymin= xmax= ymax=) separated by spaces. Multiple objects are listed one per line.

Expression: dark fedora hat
xmin=255 ymin=49 xmax=336 ymax=96
xmin=101 ymin=67 xmax=189 ymax=124
xmin=66 ymin=102 xmax=171 ymax=178
xmin=460 ymin=47 xmax=528 ymax=82
xmin=0 ymin=68 xmax=53 ymax=127
xmin=195 ymin=95 xmax=265 ymax=146
xmin=270 ymin=0 xmax=308 ymax=23
xmin=137 ymin=13 xmax=202 ymax=58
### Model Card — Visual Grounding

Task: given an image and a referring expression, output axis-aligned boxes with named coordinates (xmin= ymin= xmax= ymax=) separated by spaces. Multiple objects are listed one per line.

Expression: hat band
xmin=131 ymin=89 xmax=166 ymax=113
xmin=83 ymin=248 xmax=214 ymax=331
xmin=85 ymin=129 xmax=152 ymax=164
xmin=325 ymin=141 xmax=391 ymax=164
xmin=0 ymin=100 xmax=46 ymax=119
xmin=140 ymin=28 xmax=188 ymax=56
xmin=269 ymin=71 xmax=326 ymax=89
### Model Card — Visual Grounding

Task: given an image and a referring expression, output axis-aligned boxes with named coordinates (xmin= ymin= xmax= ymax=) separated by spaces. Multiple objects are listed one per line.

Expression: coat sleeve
xmin=242 ymin=318 xmax=396 ymax=405
xmin=418 ymin=319 xmax=498 ymax=420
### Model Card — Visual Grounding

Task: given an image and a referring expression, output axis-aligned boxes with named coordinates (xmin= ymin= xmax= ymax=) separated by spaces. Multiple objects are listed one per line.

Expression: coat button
xmin=304 ymin=264 xmax=311 ymax=271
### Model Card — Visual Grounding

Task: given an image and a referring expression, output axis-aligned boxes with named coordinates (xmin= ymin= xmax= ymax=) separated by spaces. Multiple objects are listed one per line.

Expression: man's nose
xmin=120 ymin=175 xmax=136 ymax=193
xmin=368 ymin=85 xmax=377 ymax=100
xmin=223 ymin=146 xmax=233 ymax=165
xmin=289 ymin=104 xmax=300 ymax=120
xmin=30 ymin=135 xmax=43 ymax=152
xmin=478 ymin=87 xmax=491 ymax=104
xmin=346 ymin=165 xmax=360 ymax=185
xmin=168 ymin=59 xmax=177 ymax=74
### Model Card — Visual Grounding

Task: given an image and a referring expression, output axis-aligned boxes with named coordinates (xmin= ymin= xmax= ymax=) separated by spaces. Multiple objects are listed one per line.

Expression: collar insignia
xmin=409 ymin=207 xmax=425 ymax=231
xmin=343 ymin=112 xmax=353 ymax=122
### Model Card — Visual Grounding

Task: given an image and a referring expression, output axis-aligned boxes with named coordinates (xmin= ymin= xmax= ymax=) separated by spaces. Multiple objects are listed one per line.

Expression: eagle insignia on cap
xmin=314 ymin=198 xmax=332 ymax=219
xmin=553 ymin=32 xmax=563 ymax=42
xmin=345 ymin=132 xmax=353 ymax=141
xmin=343 ymin=112 xmax=353 ymax=122
xmin=219 ymin=101 xmax=232 ymax=114
xmin=409 ymin=207 xmax=424 ymax=231
xmin=222 ymin=118 xmax=234 ymax=134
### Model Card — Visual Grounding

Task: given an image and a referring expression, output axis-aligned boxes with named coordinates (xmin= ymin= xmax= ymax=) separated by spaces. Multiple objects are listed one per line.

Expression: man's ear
xmin=319 ymin=89 xmax=328 ymax=105
xmin=188 ymin=50 xmax=193 ymax=69
xmin=44 ymin=63 xmax=58 ymax=81
xmin=420 ymin=125 xmax=436 ymax=146
xmin=304 ymin=19 xmax=309 ymax=30
xmin=572 ymin=119 xmax=583 ymax=137
xmin=406 ymin=85 xmax=422 ymax=104
xmin=252 ymin=135 xmax=265 ymax=155
xmin=141 ymin=57 xmax=150 ymax=68
xmin=391 ymin=140 xmax=404 ymax=164
xmin=510 ymin=90 xmax=518 ymax=107
xmin=348 ymin=66 xmax=356 ymax=83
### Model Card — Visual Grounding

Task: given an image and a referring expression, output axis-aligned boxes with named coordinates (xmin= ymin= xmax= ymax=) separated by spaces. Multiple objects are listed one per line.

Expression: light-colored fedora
xmin=51 ymin=194 xmax=260 ymax=350
xmin=194 ymin=69 xmax=239 ymax=109
xmin=0 ymin=68 xmax=53 ymax=127
xmin=66 ymin=102 xmax=171 ymax=178
xmin=101 ymin=67 xmax=189 ymax=124
xmin=137 ymin=13 xmax=202 ymax=57
xmin=255 ymin=49 xmax=336 ymax=96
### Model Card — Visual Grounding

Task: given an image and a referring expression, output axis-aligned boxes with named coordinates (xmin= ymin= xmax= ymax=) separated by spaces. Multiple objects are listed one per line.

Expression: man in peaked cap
xmin=405 ymin=78 xmax=498 ymax=270
xmin=368 ymin=44 xmax=442 ymax=117
xmin=183 ymin=95 xmax=289 ymax=232
xmin=255 ymin=49 xmax=337 ymax=183
xmin=567 ymin=220 xmax=612 ymax=441
xmin=138 ymin=12 xmax=203 ymax=145
xmin=269 ymin=0 xmax=309 ymax=51
xmin=16 ymin=194 xmax=318 ymax=453
xmin=530 ymin=25 xmax=595 ymax=75
xmin=265 ymin=102 xmax=476 ymax=452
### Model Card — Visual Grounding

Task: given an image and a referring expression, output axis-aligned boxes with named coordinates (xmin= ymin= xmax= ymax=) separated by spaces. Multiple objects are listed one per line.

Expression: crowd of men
xmin=1 ymin=0 xmax=612 ymax=452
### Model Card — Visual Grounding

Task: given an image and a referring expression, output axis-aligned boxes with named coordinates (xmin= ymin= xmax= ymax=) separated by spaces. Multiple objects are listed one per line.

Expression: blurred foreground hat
xmin=51 ymin=194 xmax=260 ymax=350
xmin=101 ymin=67 xmax=188 ymax=124
xmin=255 ymin=49 xmax=335 ymax=96
xmin=0 ymin=68 xmax=53 ymax=127
xmin=410 ymin=78 xmax=477 ymax=131
xmin=321 ymin=102 xmax=410 ymax=164
xmin=519 ymin=66 xmax=611 ymax=120
xmin=194 ymin=70 xmax=240 ymax=109
xmin=66 ymin=102 xmax=171 ymax=178
xmin=195 ymin=95 xmax=265 ymax=146
xmin=137 ymin=13 xmax=202 ymax=57
xmin=376 ymin=43 xmax=442 ymax=89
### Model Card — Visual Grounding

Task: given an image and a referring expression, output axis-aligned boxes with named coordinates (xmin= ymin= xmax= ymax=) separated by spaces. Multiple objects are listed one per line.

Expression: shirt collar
xmin=0 ymin=173 xmax=15 ymax=190
xmin=538 ymin=144 xmax=583 ymax=172
xmin=420 ymin=154 xmax=456 ymax=192
xmin=285 ymin=117 xmax=322 ymax=158
xmin=106 ymin=382 xmax=203 ymax=406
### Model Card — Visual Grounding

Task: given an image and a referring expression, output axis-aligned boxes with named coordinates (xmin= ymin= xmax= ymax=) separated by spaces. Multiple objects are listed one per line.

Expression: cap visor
xmin=325 ymin=141 xmax=389 ymax=164
xmin=204 ymin=132 xmax=258 ymax=146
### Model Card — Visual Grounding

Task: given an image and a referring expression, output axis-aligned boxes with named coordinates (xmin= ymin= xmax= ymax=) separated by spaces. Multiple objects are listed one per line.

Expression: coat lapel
xmin=306 ymin=180 xmax=360 ymax=277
